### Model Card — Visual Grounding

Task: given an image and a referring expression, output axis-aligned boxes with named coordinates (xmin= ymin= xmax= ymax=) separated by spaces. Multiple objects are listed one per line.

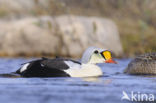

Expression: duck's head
xmin=81 ymin=47 xmax=117 ymax=64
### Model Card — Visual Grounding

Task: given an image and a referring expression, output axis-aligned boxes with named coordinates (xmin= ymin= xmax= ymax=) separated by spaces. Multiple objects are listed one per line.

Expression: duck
xmin=124 ymin=53 xmax=156 ymax=75
xmin=15 ymin=47 xmax=117 ymax=77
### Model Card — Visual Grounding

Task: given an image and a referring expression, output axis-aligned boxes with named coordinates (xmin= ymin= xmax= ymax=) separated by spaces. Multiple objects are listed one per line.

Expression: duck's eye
xmin=101 ymin=51 xmax=112 ymax=60
xmin=94 ymin=50 xmax=99 ymax=54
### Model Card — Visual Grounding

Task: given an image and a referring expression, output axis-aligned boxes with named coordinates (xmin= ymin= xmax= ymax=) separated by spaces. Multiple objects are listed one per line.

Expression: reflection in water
xmin=81 ymin=77 xmax=113 ymax=85
xmin=103 ymin=79 xmax=113 ymax=85
xmin=82 ymin=77 xmax=102 ymax=82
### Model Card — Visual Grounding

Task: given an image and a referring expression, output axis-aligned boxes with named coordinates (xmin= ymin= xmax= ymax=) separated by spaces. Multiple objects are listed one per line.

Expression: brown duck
xmin=124 ymin=53 xmax=156 ymax=75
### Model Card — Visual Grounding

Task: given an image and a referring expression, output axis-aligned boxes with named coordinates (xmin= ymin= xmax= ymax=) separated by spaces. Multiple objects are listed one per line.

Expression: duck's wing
xmin=40 ymin=58 xmax=71 ymax=70
xmin=41 ymin=58 xmax=81 ymax=69
xmin=16 ymin=58 xmax=74 ymax=77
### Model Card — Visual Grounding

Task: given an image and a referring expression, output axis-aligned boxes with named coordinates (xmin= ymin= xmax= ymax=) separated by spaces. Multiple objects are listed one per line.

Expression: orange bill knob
xmin=105 ymin=58 xmax=117 ymax=64
xmin=101 ymin=51 xmax=117 ymax=64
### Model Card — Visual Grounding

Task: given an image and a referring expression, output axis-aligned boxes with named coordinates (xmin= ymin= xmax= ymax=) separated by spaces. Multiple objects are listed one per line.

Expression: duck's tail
xmin=0 ymin=72 xmax=21 ymax=78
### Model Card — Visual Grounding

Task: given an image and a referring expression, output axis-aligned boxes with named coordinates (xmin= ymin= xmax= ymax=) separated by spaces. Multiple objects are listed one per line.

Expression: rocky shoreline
xmin=0 ymin=15 xmax=123 ymax=57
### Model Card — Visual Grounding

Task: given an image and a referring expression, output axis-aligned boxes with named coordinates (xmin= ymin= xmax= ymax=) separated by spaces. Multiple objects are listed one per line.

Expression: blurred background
xmin=0 ymin=0 xmax=156 ymax=58
xmin=0 ymin=1 xmax=156 ymax=103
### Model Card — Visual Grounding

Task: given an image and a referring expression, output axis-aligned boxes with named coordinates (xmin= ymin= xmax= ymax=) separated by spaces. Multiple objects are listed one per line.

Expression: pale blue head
xmin=81 ymin=47 xmax=117 ymax=64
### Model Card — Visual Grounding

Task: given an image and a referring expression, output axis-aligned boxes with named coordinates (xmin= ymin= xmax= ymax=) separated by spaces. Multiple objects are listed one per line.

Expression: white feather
xmin=20 ymin=63 xmax=30 ymax=72
xmin=64 ymin=63 xmax=103 ymax=77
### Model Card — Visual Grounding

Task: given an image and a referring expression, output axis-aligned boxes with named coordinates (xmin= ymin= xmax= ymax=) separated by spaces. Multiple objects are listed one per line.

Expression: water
xmin=0 ymin=58 xmax=156 ymax=103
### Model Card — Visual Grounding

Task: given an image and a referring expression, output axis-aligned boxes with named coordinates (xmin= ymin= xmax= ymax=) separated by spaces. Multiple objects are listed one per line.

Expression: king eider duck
xmin=16 ymin=47 xmax=117 ymax=77
xmin=124 ymin=53 xmax=156 ymax=75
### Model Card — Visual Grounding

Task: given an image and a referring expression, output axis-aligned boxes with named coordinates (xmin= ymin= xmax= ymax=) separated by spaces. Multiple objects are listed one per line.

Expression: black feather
xmin=16 ymin=58 xmax=81 ymax=77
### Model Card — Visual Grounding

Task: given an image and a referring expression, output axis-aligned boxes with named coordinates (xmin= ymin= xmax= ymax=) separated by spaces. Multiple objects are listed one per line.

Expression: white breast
xmin=64 ymin=63 xmax=103 ymax=77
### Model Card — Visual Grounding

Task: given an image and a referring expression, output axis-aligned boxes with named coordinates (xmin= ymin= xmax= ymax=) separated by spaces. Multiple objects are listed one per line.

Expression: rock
xmin=0 ymin=15 xmax=123 ymax=57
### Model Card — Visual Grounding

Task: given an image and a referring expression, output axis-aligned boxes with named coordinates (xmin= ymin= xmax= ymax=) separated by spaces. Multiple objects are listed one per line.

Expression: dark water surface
xmin=0 ymin=58 xmax=156 ymax=103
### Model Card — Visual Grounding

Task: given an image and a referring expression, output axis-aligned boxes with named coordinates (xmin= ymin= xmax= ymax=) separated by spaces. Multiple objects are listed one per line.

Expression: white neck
xmin=88 ymin=54 xmax=104 ymax=64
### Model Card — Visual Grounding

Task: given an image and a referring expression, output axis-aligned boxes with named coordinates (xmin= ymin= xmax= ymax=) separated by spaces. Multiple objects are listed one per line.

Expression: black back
xmin=16 ymin=58 xmax=81 ymax=77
